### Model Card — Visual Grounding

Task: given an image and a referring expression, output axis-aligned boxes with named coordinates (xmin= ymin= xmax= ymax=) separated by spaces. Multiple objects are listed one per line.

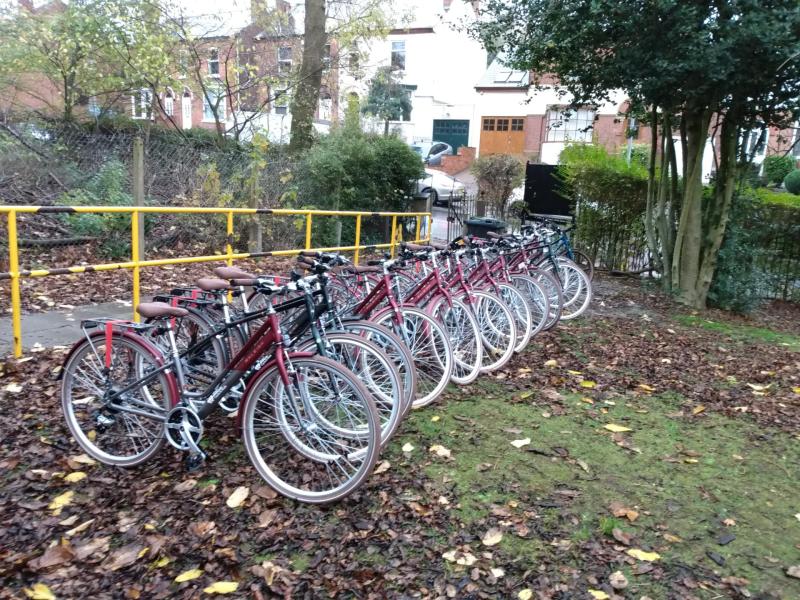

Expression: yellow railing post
xmin=226 ymin=211 xmax=234 ymax=266
xmin=415 ymin=215 xmax=421 ymax=243
xmin=131 ymin=210 xmax=141 ymax=322
xmin=390 ymin=215 xmax=398 ymax=257
xmin=353 ymin=214 xmax=362 ymax=265
xmin=8 ymin=210 xmax=22 ymax=357
xmin=305 ymin=213 xmax=313 ymax=249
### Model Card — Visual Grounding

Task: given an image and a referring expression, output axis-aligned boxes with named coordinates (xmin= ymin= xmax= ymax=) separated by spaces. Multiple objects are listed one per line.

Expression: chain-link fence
xmin=0 ymin=120 xmax=305 ymax=257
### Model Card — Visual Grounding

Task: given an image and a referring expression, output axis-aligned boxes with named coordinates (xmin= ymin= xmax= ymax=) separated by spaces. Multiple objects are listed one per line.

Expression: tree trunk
xmin=384 ymin=119 xmax=390 ymax=136
xmin=643 ymin=107 xmax=661 ymax=274
xmin=671 ymin=107 xmax=711 ymax=308
xmin=288 ymin=0 xmax=326 ymax=154
xmin=697 ymin=116 xmax=738 ymax=299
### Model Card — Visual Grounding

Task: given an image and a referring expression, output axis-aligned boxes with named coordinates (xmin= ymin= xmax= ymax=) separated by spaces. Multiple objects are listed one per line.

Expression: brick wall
xmin=430 ymin=146 xmax=476 ymax=175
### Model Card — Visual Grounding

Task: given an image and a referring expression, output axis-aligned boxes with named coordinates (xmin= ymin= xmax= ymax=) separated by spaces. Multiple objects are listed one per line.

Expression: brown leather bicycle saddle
xmin=136 ymin=302 xmax=189 ymax=319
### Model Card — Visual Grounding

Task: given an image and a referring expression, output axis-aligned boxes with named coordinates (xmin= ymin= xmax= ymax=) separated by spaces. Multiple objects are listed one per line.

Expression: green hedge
xmin=558 ymin=144 xmax=649 ymax=271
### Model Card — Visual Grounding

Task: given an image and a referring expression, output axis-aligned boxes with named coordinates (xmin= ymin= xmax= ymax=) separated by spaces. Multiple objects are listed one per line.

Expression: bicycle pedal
xmin=184 ymin=451 xmax=207 ymax=472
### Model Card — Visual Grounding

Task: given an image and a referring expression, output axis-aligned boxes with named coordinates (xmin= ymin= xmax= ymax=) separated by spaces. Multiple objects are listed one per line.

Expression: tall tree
xmin=474 ymin=0 xmax=800 ymax=308
xmin=289 ymin=0 xmax=327 ymax=153
xmin=0 ymin=0 xmax=137 ymax=122
xmin=361 ymin=66 xmax=411 ymax=136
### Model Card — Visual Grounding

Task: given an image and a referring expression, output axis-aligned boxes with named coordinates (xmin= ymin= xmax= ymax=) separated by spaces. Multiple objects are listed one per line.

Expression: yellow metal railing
xmin=1 ymin=205 xmax=431 ymax=357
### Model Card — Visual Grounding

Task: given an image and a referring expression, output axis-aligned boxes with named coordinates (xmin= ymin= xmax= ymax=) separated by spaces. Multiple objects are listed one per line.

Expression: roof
xmin=475 ymin=57 xmax=529 ymax=91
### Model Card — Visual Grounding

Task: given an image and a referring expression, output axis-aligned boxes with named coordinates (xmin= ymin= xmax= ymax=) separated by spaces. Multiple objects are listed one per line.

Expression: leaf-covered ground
xmin=1 ymin=276 xmax=799 ymax=599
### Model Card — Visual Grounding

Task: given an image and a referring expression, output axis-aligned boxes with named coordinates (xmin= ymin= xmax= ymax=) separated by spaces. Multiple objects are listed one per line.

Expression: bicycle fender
xmin=235 ymin=351 xmax=316 ymax=433
xmin=57 ymin=329 xmax=181 ymax=407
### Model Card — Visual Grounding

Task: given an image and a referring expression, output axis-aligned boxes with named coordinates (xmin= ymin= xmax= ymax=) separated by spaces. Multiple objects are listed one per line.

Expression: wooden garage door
xmin=479 ymin=116 xmax=525 ymax=155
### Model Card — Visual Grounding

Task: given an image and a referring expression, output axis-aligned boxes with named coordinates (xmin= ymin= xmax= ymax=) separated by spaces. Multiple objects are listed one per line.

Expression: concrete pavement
xmin=0 ymin=301 xmax=135 ymax=355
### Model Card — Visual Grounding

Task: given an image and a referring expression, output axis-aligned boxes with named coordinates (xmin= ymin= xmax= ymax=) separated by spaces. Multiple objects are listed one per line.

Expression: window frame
xmin=278 ymin=46 xmax=293 ymax=74
xmin=131 ymin=88 xmax=153 ymax=120
xmin=391 ymin=40 xmax=406 ymax=71
xmin=164 ymin=89 xmax=175 ymax=117
xmin=545 ymin=106 xmax=595 ymax=143
xmin=273 ymin=86 xmax=289 ymax=115
xmin=511 ymin=118 xmax=524 ymax=132
xmin=482 ymin=118 xmax=495 ymax=131
xmin=202 ymin=86 xmax=226 ymax=123
xmin=208 ymin=48 xmax=220 ymax=77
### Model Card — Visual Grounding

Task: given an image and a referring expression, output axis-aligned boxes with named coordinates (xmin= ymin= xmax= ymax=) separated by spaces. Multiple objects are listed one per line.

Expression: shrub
xmin=296 ymin=128 xmax=423 ymax=246
xmin=470 ymin=154 xmax=524 ymax=220
xmin=762 ymin=154 xmax=795 ymax=186
xmin=558 ymin=144 xmax=649 ymax=270
xmin=59 ymin=160 xmax=136 ymax=259
xmin=752 ymin=187 xmax=800 ymax=208
xmin=783 ymin=169 xmax=800 ymax=194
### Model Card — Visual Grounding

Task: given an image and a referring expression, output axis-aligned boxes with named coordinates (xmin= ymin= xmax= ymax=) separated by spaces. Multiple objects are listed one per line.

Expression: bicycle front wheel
xmin=467 ymin=290 xmax=517 ymax=372
xmin=372 ymin=306 xmax=453 ymax=409
xmin=242 ymin=355 xmax=380 ymax=504
xmin=296 ymin=333 xmax=404 ymax=447
xmin=429 ymin=296 xmax=483 ymax=386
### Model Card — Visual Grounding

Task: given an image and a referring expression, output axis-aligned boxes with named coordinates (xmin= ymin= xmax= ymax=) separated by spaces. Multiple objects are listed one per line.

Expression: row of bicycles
xmin=59 ymin=219 xmax=593 ymax=504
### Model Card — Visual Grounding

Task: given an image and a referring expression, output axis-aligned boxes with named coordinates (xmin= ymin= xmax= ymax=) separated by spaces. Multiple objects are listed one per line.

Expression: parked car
xmin=414 ymin=168 xmax=466 ymax=206
xmin=410 ymin=141 xmax=453 ymax=166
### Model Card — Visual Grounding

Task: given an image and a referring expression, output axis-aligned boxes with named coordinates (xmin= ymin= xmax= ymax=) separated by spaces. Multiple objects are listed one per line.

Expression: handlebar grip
xmin=367 ymin=260 xmax=383 ymax=266
xmin=297 ymin=256 xmax=315 ymax=266
xmin=486 ymin=231 xmax=502 ymax=239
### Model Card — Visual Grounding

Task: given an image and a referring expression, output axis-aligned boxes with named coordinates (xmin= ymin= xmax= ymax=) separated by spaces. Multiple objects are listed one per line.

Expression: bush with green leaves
xmin=558 ymin=144 xmax=649 ymax=270
xmin=708 ymin=191 xmax=768 ymax=313
xmin=59 ymin=160 xmax=136 ymax=259
xmin=783 ymin=169 xmax=800 ymax=194
xmin=470 ymin=154 xmax=524 ymax=220
xmin=296 ymin=128 xmax=423 ymax=246
xmin=763 ymin=154 xmax=795 ymax=186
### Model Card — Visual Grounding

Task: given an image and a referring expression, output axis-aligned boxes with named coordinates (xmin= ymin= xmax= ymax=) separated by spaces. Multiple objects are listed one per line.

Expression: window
xmin=131 ymin=88 xmax=152 ymax=120
xmin=274 ymin=87 xmax=289 ymax=115
xmin=164 ymin=89 xmax=175 ymax=117
xmin=391 ymin=40 xmax=405 ymax=70
xmin=497 ymin=118 xmax=509 ymax=132
xmin=511 ymin=118 xmax=524 ymax=131
xmin=482 ymin=118 xmax=495 ymax=131
xmin=87 ymin=96 xmax=100 ymax=117
xmin=318 ymin=89 xmax=332 ymax=121
xmin=278 ymin=46 xmax=292 ymax=74
xmin=203 ymin=87 xmax=226 ymax=122
xmin=793 ymin=126 xmax=800 ymax=157
xmin=208 ymin=48 xmax=219 ymax=77
xmin=178 ymin=49 xmax=189 ymax=79
xmin=546 ymin=107 xmax=595 ymax=142
xmin=323 ymin=43 xmax=331 ymax=67
xmin=743 ymin=129 xmax=766 ymax=158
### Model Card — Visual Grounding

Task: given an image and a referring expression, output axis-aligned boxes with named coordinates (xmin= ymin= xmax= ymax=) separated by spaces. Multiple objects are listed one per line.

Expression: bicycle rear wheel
xmin=61 ymin=333 xmax=173 ymax=467
xmin=242 ymin=355 xmax=380 ymax=504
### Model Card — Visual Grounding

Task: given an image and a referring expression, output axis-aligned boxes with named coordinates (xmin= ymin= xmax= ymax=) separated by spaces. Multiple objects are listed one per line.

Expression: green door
xmin=432 ymin=119 xmax=470 ymax=154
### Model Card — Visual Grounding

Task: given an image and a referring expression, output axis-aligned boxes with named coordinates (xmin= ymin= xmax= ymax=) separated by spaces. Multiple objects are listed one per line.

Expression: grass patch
xmin=675 ymin=314 xmax=800 ymax=350
xmin=396 ymin=379 xmax=800 ymax=597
